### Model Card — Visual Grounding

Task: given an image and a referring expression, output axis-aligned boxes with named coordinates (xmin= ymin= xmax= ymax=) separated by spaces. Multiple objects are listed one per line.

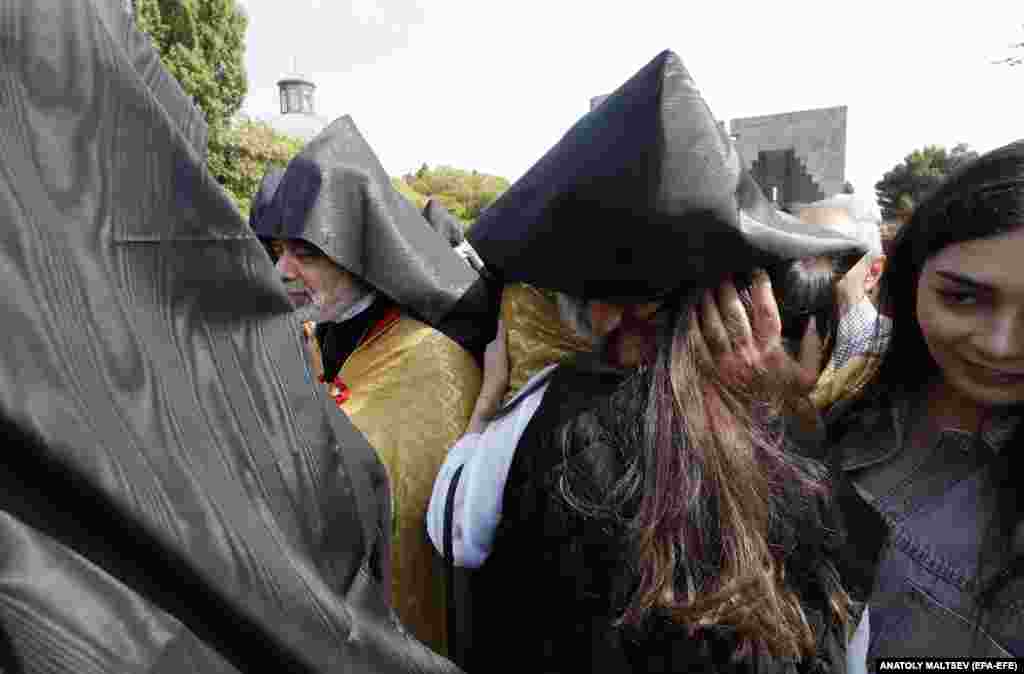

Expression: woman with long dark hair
xmin=428 ymin=50 xmax=886 ymax=672
xmin=706 ymin=139 xmax=1024 ymax=657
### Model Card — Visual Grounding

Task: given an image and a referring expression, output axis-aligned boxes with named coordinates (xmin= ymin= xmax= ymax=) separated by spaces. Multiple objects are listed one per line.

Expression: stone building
xmin=729 ymin=106 xmax=848 ymax=210
xmin=268 ymin=73 xmax=329 ymax=142
xmin=586 ymin=96 xmax=848 ymax=211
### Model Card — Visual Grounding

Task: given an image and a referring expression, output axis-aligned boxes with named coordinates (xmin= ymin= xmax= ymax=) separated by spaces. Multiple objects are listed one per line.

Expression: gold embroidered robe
xmin=307 ymin=314 xmax=480 ymax=655
xmin=500 ymin=284 xmax=593 ymax=402
xmin=810 ymin=353 xmax=881 ymax=412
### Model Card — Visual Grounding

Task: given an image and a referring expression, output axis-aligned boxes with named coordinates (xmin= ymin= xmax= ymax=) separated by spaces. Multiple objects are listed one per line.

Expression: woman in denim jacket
xmin=703 ymin=140 xmax=1024 ymax=658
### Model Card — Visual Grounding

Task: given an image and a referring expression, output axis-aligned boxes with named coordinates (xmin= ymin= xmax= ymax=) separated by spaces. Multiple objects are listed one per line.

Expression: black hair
xmin=855 ymin=139 xmax=1024 ymax=637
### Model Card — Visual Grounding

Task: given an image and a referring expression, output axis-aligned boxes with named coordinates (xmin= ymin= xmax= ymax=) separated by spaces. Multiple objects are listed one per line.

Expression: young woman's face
xmin=917 ymin=226 xmax=1024 ymax=408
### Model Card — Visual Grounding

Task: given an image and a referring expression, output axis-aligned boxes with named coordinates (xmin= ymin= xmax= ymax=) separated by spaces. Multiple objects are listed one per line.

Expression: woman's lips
xmin=967 ymin=361 xmax=1024 ymax=385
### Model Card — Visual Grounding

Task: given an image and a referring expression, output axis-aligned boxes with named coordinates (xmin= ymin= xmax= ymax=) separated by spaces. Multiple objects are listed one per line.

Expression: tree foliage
xmin=223 ymin=118 xmax=305 ymax=220
xmin=133 ymin=0 xmax=268 ymax=211
xmin=396 ymin=165 xmax=510 ymax=225
xmin=874 ymin=143 xmax=979 ymax=220
xmin=133 ymin=0 xmax=248 ymax=131
xmin=392 ymin=177 xmax=429 ymax=211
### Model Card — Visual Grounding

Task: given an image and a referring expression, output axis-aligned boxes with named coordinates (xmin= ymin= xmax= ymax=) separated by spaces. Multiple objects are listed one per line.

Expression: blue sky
xmin=236 ymin=0 xmax=1023 ymax=199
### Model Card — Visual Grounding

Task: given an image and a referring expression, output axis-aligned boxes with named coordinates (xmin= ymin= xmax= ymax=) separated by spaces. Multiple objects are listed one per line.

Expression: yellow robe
xmin=500 ymin=284 xmax=594 ymax=402
xmin=306 ymin=314 xmax=481 ymax=655
xmin=810 ymin=353 xmax=881 ymax=412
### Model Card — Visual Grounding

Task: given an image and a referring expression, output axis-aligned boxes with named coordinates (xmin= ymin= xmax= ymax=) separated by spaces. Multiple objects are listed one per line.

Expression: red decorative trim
xmin=327 ymin=376 xmax=351 ymax=407
xmin=362 ymin=306 xmax=402 ymax=345
xmin=318 ymin=305 xmax=400 ymax=409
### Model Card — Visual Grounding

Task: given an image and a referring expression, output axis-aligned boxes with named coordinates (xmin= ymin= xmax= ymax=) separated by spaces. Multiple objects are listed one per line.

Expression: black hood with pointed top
xmin=467 ymin=50 xmax=866 ymax=302
xmin=253 ymin=116 xmax=486 ymax=328
xmin=422 ymin=199 xmax=466 ymax=248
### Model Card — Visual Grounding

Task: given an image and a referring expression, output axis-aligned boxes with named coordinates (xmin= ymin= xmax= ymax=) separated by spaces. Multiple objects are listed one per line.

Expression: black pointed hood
xmin=467 ymin=50 xmax=866 ymax=302
xmin=0 ymin=1 xmax=461 ymax=672
xmin=255 ymin=115 xmax=484 ymax=327
xmin=422 ymin=198 xmax=465 ymax=248
xmin=249 ymin=167 xmax=285 ymax=233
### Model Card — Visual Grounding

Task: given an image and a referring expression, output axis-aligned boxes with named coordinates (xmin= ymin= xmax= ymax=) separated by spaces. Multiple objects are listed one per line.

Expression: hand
xmin=693 ymin=270 xmax=822 ymax=394
xmin=468 ymin=318 xmax=510 ymax=432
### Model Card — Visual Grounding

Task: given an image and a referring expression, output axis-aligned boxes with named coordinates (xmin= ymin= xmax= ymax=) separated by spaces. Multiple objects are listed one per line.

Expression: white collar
xmin=318 ymin=290 xmax=377 ymax=324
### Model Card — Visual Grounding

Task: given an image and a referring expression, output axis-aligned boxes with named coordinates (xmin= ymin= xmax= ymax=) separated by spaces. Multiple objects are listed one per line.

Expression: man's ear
xmin=864 ymin=255 xmax=886 ymax=293
xmin=588 ymin=302 xmax=625 ymax=338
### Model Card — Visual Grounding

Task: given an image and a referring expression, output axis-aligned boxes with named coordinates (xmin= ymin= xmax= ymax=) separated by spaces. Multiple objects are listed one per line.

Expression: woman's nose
xmin=976 ymin=311 xmax=1024 ymax=362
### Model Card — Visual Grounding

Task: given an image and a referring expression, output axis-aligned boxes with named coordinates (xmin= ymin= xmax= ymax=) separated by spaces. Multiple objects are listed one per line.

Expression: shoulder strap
xmin=443 ymin=465 xmax=465 ymax=658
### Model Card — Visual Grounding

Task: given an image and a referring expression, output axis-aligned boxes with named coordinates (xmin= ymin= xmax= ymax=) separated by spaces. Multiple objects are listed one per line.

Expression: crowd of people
xmin=1 ymin=3 xmax=1021 ymax=672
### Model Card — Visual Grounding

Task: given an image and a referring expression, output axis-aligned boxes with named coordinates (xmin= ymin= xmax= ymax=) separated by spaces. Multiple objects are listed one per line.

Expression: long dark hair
xmin=859 ymin=139 xmax=1024 ymax=632
xmin=562 ymin=256 xmax=850 ymax=659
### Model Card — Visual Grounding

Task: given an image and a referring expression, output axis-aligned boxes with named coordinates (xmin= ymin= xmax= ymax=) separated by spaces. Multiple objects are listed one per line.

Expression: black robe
xmin=316 ymin=296 xmax=397 ymax=384
xmin=0 ymin=1 xmax=461 ymax=671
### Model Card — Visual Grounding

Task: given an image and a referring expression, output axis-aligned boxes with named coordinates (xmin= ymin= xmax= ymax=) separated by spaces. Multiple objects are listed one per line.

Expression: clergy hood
xmin=253 ymin=115 xmax=485 ymax=328
xmin=249 ymin=167 xmax=285 ymax=232
xmin=422 ymin=198 xmax=466 ymax=248
xmin=467 ymin=50 xmax=867 ymax=302
xmin=0 ymin=1 xmax=460 ymax=672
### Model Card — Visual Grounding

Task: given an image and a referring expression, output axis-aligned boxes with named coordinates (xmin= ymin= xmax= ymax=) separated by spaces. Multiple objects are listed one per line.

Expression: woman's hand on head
xmin=694 ymin=270 xmax=823 ymax=394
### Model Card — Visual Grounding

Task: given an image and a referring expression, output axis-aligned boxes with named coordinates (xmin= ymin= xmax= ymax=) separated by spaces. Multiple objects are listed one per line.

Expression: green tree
xmin=392 ymin=177 xmax=429 ymax=210
xmin=225 ymin=119 xmax=304 ymax=221
xmin=874 ymin=143 xmax=979 ymax=220
xmin=397 ymin=165 xmax=510 ymax=225
xmin=133 ymin=0 xmax=255 ymax=209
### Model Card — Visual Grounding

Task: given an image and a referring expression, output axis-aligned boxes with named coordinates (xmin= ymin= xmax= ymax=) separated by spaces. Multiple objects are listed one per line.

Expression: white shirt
xmin=848 ymin=605 xmax=870 ymax=674
xmin=426 ymin=365 xmax=555 ymax=568
xmin=424 ymin=363 xmax=870 ymax=669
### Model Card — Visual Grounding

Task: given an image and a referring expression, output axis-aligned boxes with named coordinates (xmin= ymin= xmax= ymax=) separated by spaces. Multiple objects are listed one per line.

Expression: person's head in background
xmin=796 ymin=195 xmax=886 ymax=315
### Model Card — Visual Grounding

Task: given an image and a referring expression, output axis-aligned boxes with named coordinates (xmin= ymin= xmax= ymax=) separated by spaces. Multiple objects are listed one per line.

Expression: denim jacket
xmin=826 ymin=397 xmax=1023 ymax=660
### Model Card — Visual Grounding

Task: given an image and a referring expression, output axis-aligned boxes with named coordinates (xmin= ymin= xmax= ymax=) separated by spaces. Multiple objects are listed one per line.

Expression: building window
xmin=288 ymin=88 xmax=300 ymax=114
xmin=280 ymin=89 xmax=288 ymax=114
xmin=302 ymin=87 xmax=313 ymax=113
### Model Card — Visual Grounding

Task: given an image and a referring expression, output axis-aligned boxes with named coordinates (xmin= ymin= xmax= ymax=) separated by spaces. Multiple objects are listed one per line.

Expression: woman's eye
xmin=938 ymin=289 xmax=979 ymax=306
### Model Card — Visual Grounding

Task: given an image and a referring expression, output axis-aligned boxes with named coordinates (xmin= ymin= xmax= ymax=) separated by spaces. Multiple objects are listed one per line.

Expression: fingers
xmin=699 ymin=289 xmax=732 ymax=354
xmin=690 ymin=309 xmax=713 ymax=365
xmin=794 ymin=316 xmax=824 ymax=392
xmin=748 ymin=269 xmax=782 ymax=349
xmin=716 ymin=278 xmax=753 ymax=350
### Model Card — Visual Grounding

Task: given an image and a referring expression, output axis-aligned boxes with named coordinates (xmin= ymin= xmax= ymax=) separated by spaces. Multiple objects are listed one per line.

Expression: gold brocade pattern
xmin=337 ymin=316 xmax=481 ymax=656
xmin=501 ymin=284 xmax=593 ymax=402
xmin=810 ymin=353 xmax=881 ymax=411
